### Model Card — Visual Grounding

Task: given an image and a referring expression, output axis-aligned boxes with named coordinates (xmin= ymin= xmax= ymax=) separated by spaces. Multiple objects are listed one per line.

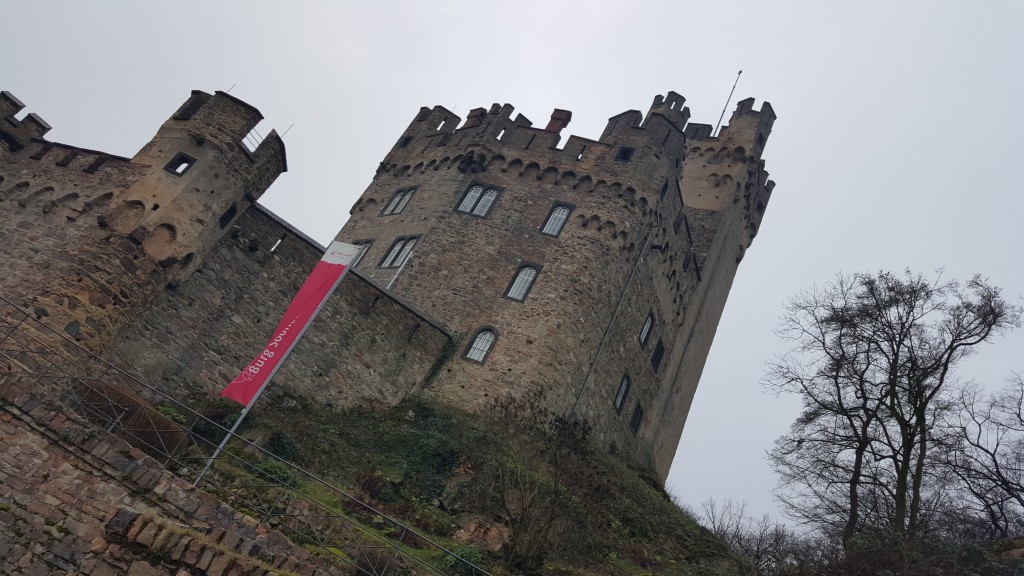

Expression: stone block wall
xmin=0 ymin=382 xmax=346 ymax=575
xmin=107 ymin=205 xmax=453 ymax=410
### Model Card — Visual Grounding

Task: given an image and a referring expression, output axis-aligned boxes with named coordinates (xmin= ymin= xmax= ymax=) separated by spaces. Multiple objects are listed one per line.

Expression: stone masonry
xmin=1 ymin=87 xmax=774 ymax=492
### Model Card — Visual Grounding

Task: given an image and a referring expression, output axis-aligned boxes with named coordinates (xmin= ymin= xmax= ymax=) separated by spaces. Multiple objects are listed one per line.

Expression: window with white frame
xmin=351 ymin=240 xmax=373 ymax=267
xmin=379 ymin=237 xmax=418 ymax=268
xmin=505 ymin=265 xmax=539 ymax=302
xmin=541 ymin=204 xmax=571 ymax=236
xmin=614 ymin=375 xmax=631 ymax=414
xmin=639 ymin=312 xmax=654 ymax=349
xmin=381 ymin=188 xmax=415 ymax=215
xmin=456 ymin=184 xmax=499 ymax=217
xmin=465 ymin=329 xmax=496 ymax=362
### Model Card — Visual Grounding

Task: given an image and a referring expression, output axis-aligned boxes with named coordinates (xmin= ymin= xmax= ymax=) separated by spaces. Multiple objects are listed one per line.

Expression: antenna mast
xmin=713 ymin=70 xmax=742 ymax=137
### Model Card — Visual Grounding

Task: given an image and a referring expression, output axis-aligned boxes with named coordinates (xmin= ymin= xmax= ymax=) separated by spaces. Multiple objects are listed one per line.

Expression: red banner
xmin=221 ymin=241 xmax=360 ymax=406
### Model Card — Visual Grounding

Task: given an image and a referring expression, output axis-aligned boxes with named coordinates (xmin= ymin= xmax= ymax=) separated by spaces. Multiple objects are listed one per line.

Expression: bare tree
xmin=700 ymin=498 xmax=835 ymax=575
xmin=766 ymin=271 xmax=1020 ymax=548
xmin=943 ymin=375 xmax=1024 ymax=538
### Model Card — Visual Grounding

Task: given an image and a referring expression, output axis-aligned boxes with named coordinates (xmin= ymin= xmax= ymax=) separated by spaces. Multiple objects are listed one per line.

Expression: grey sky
xmin=4 ymin=1 xmax=1022 ymax=521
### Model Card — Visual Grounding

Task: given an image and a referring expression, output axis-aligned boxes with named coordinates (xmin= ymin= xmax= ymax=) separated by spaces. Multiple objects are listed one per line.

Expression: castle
xmin=0 ymin=88 xmax=774 ymax=482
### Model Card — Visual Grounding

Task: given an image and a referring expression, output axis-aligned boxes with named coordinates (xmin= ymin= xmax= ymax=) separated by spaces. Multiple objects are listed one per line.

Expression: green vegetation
xmin=231 ymin=391 xmax=739 ymax=575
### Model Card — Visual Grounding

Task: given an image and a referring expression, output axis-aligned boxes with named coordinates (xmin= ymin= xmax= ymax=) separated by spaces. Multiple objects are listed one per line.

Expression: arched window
xmin=456 ymin=184 xmax=500 ymax=216
xmin=473 ymin=189 xmax=498 ymax=216
xmin=505 ymin=266 xmax=538 ymax=302
xmin=614 ymin=374 xmax=631 ymax=414
xmin=457 ymin=186 xmax=482 ymax=212
xmin=382 ymin=189 xmax=415 ymax=215
xmin=466 ymin=329 xmax=496 ymax=362
xmin=541 ymin=205 xmax=571 ymax=236
xmin=380 ymin=237 xmax=418 ymax=268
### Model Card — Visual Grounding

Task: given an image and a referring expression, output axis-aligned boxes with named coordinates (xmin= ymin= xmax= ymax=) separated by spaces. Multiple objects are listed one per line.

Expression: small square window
xmin=164 ymin=152 xmax=197 ymax=176
xmin=615 ymin=147 xmax=634 ymax=162
xmin=541 ymin=204 xmax=572 ymax=237
xmin=380 ymin=237 xmax=418 ymax=268
xmin=456 ymin=184 xmax=500 ymax=217
xmin=629 ymin=403 xmax=644 ymax=436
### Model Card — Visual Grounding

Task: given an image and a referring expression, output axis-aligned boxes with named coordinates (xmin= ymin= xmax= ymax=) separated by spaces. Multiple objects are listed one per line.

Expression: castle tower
xmin=0 ymin=90 xmax=286 ymax=353
xmin=334 ymin=92 xmax=775 ymax=480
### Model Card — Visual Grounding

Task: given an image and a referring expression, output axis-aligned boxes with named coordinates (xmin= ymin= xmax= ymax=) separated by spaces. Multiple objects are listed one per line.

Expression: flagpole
xmin=713 ymin=69 xmax=742 ymax=137
xmin=193 ymin=261 xmax=353 ymax=487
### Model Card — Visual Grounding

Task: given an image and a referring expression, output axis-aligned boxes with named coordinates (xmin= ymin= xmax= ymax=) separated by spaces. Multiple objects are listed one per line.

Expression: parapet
xmin=133 ymin=90 xmax=287 ymax=179
xmin=0 ymin=91 xmax=52 ymax=152
xmin=381 ymin=92 xmax=701 ymax=177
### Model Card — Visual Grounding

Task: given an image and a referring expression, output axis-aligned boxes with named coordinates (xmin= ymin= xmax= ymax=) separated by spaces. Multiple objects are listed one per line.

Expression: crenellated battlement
xmin=0 ymin=91 xmax=52 ymax=153
xmin=381 ymin=93 xmax=698 ymax=184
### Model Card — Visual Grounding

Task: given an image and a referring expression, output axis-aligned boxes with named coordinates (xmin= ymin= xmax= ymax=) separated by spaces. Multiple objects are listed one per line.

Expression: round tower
xmin=335 ymin=91 xmax=776 ymax=478
xmin=0 ymin=90 xmax=286 ymax=354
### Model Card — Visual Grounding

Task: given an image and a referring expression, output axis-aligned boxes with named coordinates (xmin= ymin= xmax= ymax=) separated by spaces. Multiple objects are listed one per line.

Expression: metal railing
xmin=0 ymin=296 xmax=490 ymax=576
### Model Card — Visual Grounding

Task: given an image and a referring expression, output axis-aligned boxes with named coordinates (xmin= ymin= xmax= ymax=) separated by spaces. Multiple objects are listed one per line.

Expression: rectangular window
xmin=380 ymin=237 xmax=418 ymax=268
xmin=615 ymin=146 xmax=634 ymax=162
xmin=639 ymin=312 xmax=654 ymax=348
xmin=456 ymin=184 xmax=499 ymax=217
xmin=541 ymin=204 xmax=572 ymax=237
xmin=381 ymin=189 xmax=415 ymax=215
xmin=351 ymin=240 xmax=373 ymax=267
xmin=651 ymin=339 xmax=665 ymax=372
xmin=614 ymin=375 xmax=630 ymax=414
xmin=629 ymin=403 xmax=644 ymax=436
xmin=164 ymin=152 xmax=197 ymax=176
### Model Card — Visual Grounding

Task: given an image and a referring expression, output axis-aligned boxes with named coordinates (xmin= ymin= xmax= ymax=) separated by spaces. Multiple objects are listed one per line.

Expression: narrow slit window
xmin=629 ymin=403 xmax=644 ymax=435
xmin=651 ymin=339 xmax=665 ymax=372
xmin=639 ymin=312 xmax=654 ymax=348
xmin=614 ymin=375 xmax=631 ymax=414
xmin=466 ymin=329 xmax=496 ymax=362
xmin=506 ymin=266 xmax=538 ymax=301
xmin=541 ymin=205 xmax=571 ymax=236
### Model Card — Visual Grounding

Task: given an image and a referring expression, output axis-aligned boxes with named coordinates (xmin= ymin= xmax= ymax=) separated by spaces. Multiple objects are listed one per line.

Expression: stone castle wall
xmin=0 ymin=382 xmax=346 ymax=575
xmin=107 ymin=204 xmax=452 ymax=410
xmin=334 ymin=93 xmax=775 ymax=478
xmin=1 ymin=88 xmax=775 ymax=484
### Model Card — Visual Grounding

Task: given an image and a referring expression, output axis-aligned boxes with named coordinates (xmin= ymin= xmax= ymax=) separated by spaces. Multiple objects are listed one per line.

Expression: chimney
xmin=463 ymin=107 xmax=486 ymax=129
xmin=545 ymin=109 xmax=572 ymax=134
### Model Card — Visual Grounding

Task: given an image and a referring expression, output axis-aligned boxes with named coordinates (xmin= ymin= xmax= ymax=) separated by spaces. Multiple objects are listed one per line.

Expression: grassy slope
xmin=221 ymin=393 xmax=746 ymax=576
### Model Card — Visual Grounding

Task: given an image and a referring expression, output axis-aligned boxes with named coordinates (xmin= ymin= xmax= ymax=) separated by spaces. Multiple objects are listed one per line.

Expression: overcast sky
xmin=4 ymin=1 xmax=1023 ymax=522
